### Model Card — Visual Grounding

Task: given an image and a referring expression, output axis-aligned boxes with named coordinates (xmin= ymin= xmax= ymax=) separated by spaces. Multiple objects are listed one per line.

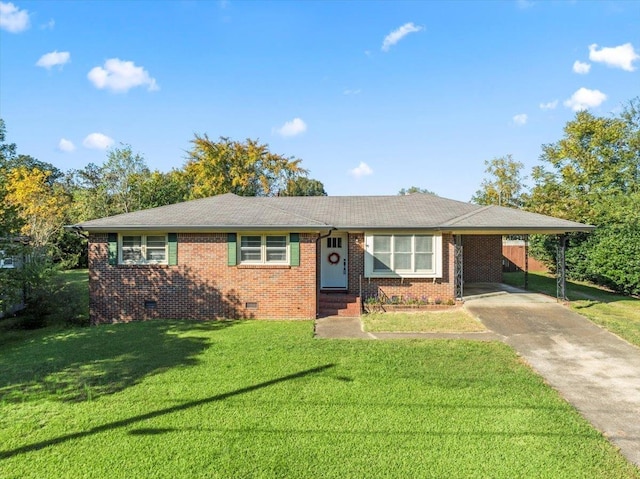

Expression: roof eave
xmin=441 ymin=226 xmax=595 ymax=234
xmin=65 ymin=224 xmax=331 ymax=233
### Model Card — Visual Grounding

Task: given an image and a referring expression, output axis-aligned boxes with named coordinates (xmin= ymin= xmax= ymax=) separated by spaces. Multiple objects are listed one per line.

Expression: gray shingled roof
xmin=69 ymin=192 xmax=593 ymax=233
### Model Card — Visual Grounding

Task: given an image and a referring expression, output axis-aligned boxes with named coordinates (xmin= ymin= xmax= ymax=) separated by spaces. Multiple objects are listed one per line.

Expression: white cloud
xmin=572 ymin=60 xmax=591 ymax=74
xmin=588 ymin=43 xmax=640 ymax=72
xmin=349 ymin=162 xmax=373 ymax=179
xmin=83 ymin=133 xmax=114 ymax=150
xmin=539 ymin=100 xmax=558 ymax=110
xmin=0 ymin=1 xmax=30 ymax=33
xmin=343 ymin=88 xmax=361 ymax=95
xmin=87 ymin=58 xmax=159 ymax=93
xmin=40 ymin=19 xmax=55 ymax=30
xmin=36 ymin=51 xmax=70 ymax=70
xmin=563 ymin=87 xmax=607 ymax=111
xmin=58 ymin=138 xmax=75 ymax=152
xmin=275 ymin=118 xmax=307 ymax=137
xmin=512 ymin=114 xmax=528 ymax=126
xmin=516 ymin=0 xmax=535 ymax=9
xmin=381 ymin=22 xmax=423 ymax=52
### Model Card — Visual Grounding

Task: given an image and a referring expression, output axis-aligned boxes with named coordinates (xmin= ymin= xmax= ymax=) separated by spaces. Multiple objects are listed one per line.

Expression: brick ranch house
xmin=68 ymin=193 xmax=593 ymax=324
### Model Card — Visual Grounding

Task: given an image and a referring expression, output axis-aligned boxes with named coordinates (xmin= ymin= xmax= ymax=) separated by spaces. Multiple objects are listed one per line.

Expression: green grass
xmin=0 ymin=269 xmax=89 ymax=342
xmin=1 ymin=321 xmax=638 ymax=478
xmin=504 ymin=271 xmax=640 ymax=348
xmin=362 ymin=309 xmax=486 ymax=333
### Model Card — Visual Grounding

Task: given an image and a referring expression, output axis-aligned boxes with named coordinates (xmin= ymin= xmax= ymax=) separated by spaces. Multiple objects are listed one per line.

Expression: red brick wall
xmin=462 ymin=235 xmax=503 ymax=283
xmin=347 ymin=233 xmax=457 ymax=303
xmin=89 ymin=233 xmax=317 ymax=324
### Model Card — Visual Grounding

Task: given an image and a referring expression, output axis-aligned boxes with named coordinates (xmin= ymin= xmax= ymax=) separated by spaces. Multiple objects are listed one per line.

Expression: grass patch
xmin=0 ymin=269 xmax=89 ymax=341
xmin=504 ymin=271 xmax=640 ymax=348
xmin=1 ymin=321 xmax=638 ymax=478
xmin=362 ymin=309 xmax=486 ymax=333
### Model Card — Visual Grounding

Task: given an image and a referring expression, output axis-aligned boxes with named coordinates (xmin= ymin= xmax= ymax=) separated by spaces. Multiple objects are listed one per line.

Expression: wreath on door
xmin=328 ymin=252 xmax=341 ymax=265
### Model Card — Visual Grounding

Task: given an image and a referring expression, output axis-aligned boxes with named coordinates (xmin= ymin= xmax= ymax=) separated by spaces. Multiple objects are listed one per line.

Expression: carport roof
xmin=69 ymin=192 xmax=594 ymax=234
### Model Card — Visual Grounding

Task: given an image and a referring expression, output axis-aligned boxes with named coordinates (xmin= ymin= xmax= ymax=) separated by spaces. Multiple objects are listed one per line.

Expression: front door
xmin=321 ymin=232 xmax=348 ymax=290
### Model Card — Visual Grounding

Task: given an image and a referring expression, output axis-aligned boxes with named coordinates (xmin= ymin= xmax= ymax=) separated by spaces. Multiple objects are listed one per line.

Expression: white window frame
xmin=119 ymin=233 xmax=168 ymax=265
xmin=364 ymin=233 xmax=442 ymax=278
xmin=0 ymin=250 xmax=15 ymax=269
xmin=238 ymin=234 xmax=289 ymax=265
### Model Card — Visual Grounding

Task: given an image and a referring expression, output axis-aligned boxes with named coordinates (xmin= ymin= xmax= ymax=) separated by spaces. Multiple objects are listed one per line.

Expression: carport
xmin=443 ymin=205 xmax=594 ymax=301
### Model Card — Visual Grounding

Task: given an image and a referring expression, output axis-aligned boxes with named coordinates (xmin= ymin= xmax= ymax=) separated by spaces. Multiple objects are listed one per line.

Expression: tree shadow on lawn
xmin=0 ymin=320 xmax=236 ymax=403
xmin=0 ymin=364 xmax=335 ymax=460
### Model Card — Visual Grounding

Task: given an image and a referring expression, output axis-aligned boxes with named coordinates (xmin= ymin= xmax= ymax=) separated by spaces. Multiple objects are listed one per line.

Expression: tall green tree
xmin=527 ymin=98 xmax=640 ymax=294
xmin=529 ymin=109 xmax=639 ymax=224
xmin=280 ymin=177 xmax=327 ymax=196
xmin=68 ymin=145 xmax=153 ymax=221
xmin=471 ymin=155 xmax=526 ymax=207
xmin=183 ymin=135 xmax=308 ymax=198
xmin=102 ymin=145 xmax=150 ymax=214
xmin=398 ymin=186 xmax=435 ymax=195
xmin=137 ymin=170 xmax=189 ymax=208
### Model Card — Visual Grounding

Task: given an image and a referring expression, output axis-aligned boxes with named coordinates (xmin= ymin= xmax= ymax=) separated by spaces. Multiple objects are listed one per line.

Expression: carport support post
xmin=556 ymin=234 xmax=567 ymax=301
xmin=454 ymin=235 xmax=463 ymax=300
xmin=524 ymin=234 xmax=529 ymax=290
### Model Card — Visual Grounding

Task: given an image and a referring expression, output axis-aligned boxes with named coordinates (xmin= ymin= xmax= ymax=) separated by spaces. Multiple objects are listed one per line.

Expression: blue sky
xmin=1 ymin=1 xmax=639 ymax=201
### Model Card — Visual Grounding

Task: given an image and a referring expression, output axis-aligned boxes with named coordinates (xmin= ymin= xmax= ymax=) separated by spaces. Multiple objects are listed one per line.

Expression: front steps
xmin=318 ymin=293 xmax=361 ymax=317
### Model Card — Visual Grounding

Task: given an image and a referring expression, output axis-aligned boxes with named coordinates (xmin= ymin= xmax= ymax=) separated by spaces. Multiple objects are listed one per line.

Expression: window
xmin=239 ymin=234 xmax=288 ymax=264
xmin=119 ymin=234 xmax=167 ymax=264
xmin=0 ymin=250 xmax=15 ymax=269
xmin=365 ymin=233 xmax=441 ymax=278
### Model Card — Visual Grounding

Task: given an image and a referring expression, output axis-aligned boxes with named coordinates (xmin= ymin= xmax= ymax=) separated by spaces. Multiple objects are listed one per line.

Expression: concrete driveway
xmin=464 ymin=284 xmax=640 ymax=467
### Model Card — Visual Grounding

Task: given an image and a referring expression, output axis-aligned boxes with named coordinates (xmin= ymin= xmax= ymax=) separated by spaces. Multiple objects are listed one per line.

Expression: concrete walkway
xmin=464 ymin=285 xmax=640 ymax=467
xmin=314 ymin=316 xmax=501 ymax=341
xmin=314 ymin=284 xmax=640 ymax=467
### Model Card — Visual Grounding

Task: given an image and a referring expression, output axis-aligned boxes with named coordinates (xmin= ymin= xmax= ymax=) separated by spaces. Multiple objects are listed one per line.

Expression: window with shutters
xmin=119 ymin=234 xmax=167 ymax=265
xmin=239 ymin=234 xmax=289 ymax=264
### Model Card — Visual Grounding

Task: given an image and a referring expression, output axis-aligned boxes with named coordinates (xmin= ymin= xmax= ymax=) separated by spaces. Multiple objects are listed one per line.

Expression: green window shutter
xmin=289 ymin=233 xmax=300 ymax=266
xmin=107 ymin=233 xmax=118 ymax=266
xmin=168 ymin=233 xmax=178 ymax=266
xmin=227 ymin=233 xmax=237 ymax=266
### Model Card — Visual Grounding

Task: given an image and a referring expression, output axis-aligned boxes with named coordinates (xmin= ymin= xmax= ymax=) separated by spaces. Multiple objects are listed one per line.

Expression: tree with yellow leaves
xmin=4 ymin=166 xmax=70 ymax=248
xmin=183 ymin=135 xmax=308 ymax=198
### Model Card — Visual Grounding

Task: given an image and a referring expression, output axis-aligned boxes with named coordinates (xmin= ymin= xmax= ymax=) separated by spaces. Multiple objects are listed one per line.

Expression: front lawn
xmin=504 ymin=271 xmax=640 ymax=348
xmin=1 ymin=321 xmax=638 ymax=478
xmin=362 ymin=309 xmax=486 ymax=333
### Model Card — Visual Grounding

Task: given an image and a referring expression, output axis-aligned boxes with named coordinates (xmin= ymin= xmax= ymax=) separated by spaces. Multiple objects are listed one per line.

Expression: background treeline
xmin=473 ymin=98 xmax=640 ymax=296
xmin=0 ymin=125 xmax=327 ymax=269
xmin=0 ymin=127 xmax=325 ymax=322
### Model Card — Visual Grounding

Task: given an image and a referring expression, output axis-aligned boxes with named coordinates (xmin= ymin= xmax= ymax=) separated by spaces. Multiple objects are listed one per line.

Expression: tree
xmin=471 ymin=155 xmax=526 ymax=207
xmin=102 ymin=145 xmax=150 ymax=214
xmin=68 ymin=145 xmax=156 ymax=222
xmin=398 ymin=186 xmax=435 ymax=195
xmin=280 ymin=177 xmax=327 ymax=196
xmin=67 ymin=163 xmax=113 ymax=222
xmin=527 ymin=98 xmax=640 ymax=294
xmin=183 ymin=134 xmax=308 ymax=198
xmin=4 ymin=167 xmax=70 ymax=248
xmin=137 ymin=170 xmax=189 ymax=208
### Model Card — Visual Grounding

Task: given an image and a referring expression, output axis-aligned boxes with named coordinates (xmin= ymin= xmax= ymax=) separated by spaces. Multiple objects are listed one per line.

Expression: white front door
xmin=321 ymin=233 xmax=348 ymax=289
